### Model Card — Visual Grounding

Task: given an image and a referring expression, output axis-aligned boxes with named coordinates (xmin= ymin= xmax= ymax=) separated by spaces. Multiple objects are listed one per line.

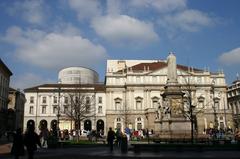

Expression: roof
xmin=0 ymin=58 xmax=13 ymax=76
xmin=24 ymin=83 xmax=106 ymax=92
xmin=117 ymin=61 xmax=203 ymax=73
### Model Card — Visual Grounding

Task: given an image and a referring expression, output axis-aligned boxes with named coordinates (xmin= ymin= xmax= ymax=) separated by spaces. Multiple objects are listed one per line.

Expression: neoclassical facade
xmin=24 ymin=84 xmax=106 ymax=134
xmin=105 ymin=55 xmax=232 ymax=135
xmin=24 ymin=67 xmax=106 ymax=134
xmin=23 ymin=56 xmax=233 ymax=136
xmin=228 ymin=79 xmax=240 ymax=129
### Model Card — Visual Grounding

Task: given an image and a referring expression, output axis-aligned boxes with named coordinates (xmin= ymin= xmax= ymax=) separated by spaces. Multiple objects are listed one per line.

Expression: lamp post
xmin=212 ymin=80 xmax=218 ymax=136
xmin=145 ymin=112 xmax=149 ymax=144
xmin=57 ymin=81 xmax=61 ymax=138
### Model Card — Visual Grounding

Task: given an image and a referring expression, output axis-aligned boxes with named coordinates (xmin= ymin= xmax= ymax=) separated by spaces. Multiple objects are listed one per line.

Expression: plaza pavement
xmin=1 ymin=138 xmax=240 ymax=159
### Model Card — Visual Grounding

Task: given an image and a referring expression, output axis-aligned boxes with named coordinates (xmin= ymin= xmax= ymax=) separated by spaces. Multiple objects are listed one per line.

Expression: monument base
xmin=155 ymin=118 xmax=191 ymax=138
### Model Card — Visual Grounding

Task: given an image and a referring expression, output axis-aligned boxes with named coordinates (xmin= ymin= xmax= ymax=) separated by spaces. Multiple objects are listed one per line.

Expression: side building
xmin=8 ymin=88 xmax=26 ymax=131
xmin=227 ymin=79 xmax=240 ymax=129
xmin=105 ymin=55 xmax=232 ymax=136
xmin=23 ymin=67 xmax=106 ymax=134
xmin=0 ymin=58 xmax=12 ymax=135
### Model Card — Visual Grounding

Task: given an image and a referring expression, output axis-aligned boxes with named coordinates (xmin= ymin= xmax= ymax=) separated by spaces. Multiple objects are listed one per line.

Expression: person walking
xmin=11 ymin=128 xmax=25 ymax=159
xmin=107 ymin=127 xmax=115 ymax=152
xmin=40 ymin=128 xmax=49 ymax=148
xmin=24 ymin=124 xmax=42 ymax=159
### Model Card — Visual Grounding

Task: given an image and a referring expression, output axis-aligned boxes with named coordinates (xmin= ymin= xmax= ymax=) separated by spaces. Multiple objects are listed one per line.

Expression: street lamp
xmin=212 ymin=80 xmax=218 ymax=134
xmin=57 ymin=80 xmax=61 ymax=138
xmin=145 ymin=112 xmax=149 ymax=144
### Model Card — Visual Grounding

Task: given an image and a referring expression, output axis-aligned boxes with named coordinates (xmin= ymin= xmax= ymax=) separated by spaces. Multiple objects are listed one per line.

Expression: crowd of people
xmin=106 ymin=127 xmax=154 ymax=152
xmin=204 ymin=127 xmax=235 ymax=140
xmin=8 ymin=125 xmax=240 ymax=158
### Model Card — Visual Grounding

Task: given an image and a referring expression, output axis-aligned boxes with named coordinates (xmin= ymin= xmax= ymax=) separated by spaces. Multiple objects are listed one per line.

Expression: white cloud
xmin=68 ymin=0 xmax=102 ymax=21
xmin=219 ymin=47 xmax=240 ymax=65
xmin=11 ymin=73 xmax=55 ymax=90
xmin=158 ymin=9 xmax=214 ymax=32
xmin=7 ymin=0 xmax=47 ymax=25
xmin=91 ymin=15 xmax=159 ymax=44
xmin=3 ymin=26 xmax=107 ymax=70
xmin=129 ymin=0 xmax=186 ymax=13
xmin=107 ymin=0 xmax=122 ymax=15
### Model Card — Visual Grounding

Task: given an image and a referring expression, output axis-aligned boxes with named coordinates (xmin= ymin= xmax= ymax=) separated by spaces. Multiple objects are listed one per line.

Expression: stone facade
xmin=7 ymin=88 xmax=26 ymax=131
xmin=0 ymin=58 xmax=12 ymax=134
xmin=23 ymin=56 xmax=233 ymax=137
xmin=23 ymin=84 xmax=106 ymax=134
xmin=227 ymin=79 xmax=240 ymax=129
xmin=105 ymin=55 xmax=233 ymax=136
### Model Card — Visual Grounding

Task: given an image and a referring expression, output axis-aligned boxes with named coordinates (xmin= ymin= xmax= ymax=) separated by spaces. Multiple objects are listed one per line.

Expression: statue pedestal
xmin=157 ymin=84 xmax=191 ymax=137
xmin=155 ymin=119 xmax=191 ymax=138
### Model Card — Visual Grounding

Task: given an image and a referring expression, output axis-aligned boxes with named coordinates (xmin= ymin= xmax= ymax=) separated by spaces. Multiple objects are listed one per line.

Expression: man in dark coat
xmin=24 ymin=124 xmax=41 ymax=159
xmin=11 ymin=128 xmax=25 ymax=159
xmin=107 ymin=127 xmax=115 ymax=151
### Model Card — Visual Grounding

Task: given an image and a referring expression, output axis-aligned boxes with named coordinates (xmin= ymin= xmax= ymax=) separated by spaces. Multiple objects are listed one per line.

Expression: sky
xmin=0 ymin=0 xmax=240 ymax=90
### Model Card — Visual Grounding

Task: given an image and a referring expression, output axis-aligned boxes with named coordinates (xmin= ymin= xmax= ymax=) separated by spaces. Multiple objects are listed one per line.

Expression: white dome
xmin=58 ymin=67 xmax=99 ymax=84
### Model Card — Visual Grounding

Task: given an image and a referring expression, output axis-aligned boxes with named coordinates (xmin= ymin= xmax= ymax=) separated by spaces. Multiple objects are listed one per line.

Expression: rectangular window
xmin=64 ymin=97 xmax=68 ymax=104
xmin=30 ymin=96 xmax=34 ymax=104
xmin=29 ymin=106 xmax=34 ymax=114
xmin=115 ymin=101 xmax=121 ymax=110
xmin=42 ymin=97 xmax=47 ymax=104
xmin=98 ymin=97 xmax=102 ymax=104
xmin=53 ymin=96 xmax=57 ymax=103
xmin=152 ymin=101 xmax=158 ymax=108
xmin=136 ymin=101 xmax=142 ymax=110
xmin=75 ymin=97 xmax=79 ymax=103
xmin=42 ymin=106 xmax=46 ymax=114
xmin=64 ymin=106 xmax=68 ymax=113
xmin=86 ymin=97 xmax=90 ymax=105
xmin=53 ymin=106 xmax=57 ymax=114
xmin=98 ymin=106 xmax=102 ymax=113
xmin=86 ymin=105 xmax=90 ymax=113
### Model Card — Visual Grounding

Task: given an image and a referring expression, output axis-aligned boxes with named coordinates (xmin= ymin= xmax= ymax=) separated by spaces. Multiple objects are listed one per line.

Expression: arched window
xmin=135 ymin=117 xmax=144 ymax=130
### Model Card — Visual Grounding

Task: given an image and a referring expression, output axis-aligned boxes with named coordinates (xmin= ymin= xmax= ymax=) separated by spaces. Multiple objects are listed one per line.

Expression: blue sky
xmin=0 ymin=0 xmax=240 ymax=89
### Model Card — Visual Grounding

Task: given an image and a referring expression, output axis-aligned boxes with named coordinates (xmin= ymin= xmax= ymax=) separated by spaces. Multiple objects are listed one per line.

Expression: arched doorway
xmin=96 ymin=119 xmax=104 ymax=134
xmin=39 ymin=120 xmax=48 ymax=131
xmin=84 ymin=120 xmax=92 ymax=131
xmin=27 ymin=120 xmax=35 ymax=129
xmin=51 ymin=120 xmax=57 ymax=130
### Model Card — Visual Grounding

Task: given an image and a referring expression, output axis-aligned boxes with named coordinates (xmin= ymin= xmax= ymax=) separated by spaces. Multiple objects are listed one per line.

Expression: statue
xmin=167 ymin=53 xmax=178 ymax=84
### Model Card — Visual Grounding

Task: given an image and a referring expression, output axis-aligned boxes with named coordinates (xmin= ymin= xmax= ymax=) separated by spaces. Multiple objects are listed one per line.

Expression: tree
xmin=179 ymin=72 xmax=212 ymax=144
xmin=61 ymin=88 xmax=96 ymax=141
